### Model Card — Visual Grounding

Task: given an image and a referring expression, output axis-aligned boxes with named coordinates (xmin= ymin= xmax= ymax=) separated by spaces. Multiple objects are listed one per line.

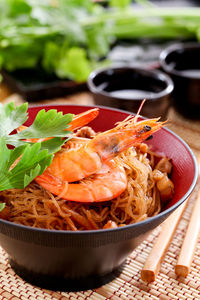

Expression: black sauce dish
xmin=87 ymin=66 xmax=174 ymax=119
xmin=159 ymin=42 xmax=200 ymax=119
xmin=0 ymin=104 xmax=198 ymax=292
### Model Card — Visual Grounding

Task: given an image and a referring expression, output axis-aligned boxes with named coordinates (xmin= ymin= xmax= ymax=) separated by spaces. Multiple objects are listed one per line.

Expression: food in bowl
xmin=0 ymin=102 xmax=174 ymax=231
xmin=0 ymin=103 xmax=197 ymax=290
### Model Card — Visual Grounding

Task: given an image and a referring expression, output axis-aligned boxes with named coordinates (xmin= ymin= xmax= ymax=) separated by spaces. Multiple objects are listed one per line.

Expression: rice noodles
xmin=0 ymin=142 xmax=173 ymax=231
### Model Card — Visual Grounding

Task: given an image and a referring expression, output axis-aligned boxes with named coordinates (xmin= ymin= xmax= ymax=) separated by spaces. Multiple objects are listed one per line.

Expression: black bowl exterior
xmin=160 ymin=43 xmax=200 ymax=119
xmin=0 ymin=208 xmax=170 ymax=289
xmin=87 ymin=67 xmax=174 ymax=119
xmin=167 ymin=74 xmax=200 ymax=119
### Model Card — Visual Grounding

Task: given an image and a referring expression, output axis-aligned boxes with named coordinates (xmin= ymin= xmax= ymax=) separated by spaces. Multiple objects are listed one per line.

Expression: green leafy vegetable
xmin=55 ymin=47 xmax=92 ymax=82
xmin=1 ymin=0 xmax=200 ymax=82
xmin=0 ymin=102 xmax=73 ymax=147
xmin=110 ymin=0 xmax=132 ymax=8
xmin=0 ymin=102 xmax=28 ymax=137
xmin=0 ymin=101 xmax=73 ymax=210
xmin=0 ymin=137 xmax=52 ymax=191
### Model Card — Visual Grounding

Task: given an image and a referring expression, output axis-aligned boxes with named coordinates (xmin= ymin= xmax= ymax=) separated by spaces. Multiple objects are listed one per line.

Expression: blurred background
xmin=0 ymin=0 xmax=200 ymax=120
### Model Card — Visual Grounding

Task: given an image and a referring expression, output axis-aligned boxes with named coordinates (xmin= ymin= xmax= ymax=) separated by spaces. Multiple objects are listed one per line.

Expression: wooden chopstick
xmin=175 ymin=187 xmax=200 ymax=277
xmin=141 ymin=199 xmax=188 ymax=283
xmin=141 ymin=156 xmax=200 ymax=282
xmin=175 ymin=157 xmax=200 ymax=277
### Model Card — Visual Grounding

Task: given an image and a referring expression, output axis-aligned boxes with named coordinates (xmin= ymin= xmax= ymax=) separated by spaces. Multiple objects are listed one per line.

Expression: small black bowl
xmin=87 ymin=66 xmax=174 ymax=119
xmin=159 ymin=42 xmax=200 ymax=119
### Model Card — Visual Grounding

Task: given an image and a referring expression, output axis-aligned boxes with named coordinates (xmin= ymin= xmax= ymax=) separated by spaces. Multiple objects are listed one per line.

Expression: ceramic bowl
xmin=159 ymin=42 xmax=200 ymax=119
xmin=0 ymin=104 xmax=197 ymax=291
xmin=87 ymin=66 xmax=174 ymax=119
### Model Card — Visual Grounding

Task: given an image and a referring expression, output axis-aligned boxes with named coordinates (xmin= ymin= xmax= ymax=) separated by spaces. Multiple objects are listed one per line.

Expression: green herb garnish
xmin=0 ymin=102 xmax=73 ymax=210
xmin=0 ymin=102 xmax=73 ymax=146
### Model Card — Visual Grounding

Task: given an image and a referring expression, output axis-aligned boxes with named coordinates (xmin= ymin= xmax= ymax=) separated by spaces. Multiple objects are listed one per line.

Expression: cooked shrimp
xmin=37 ymin=116 xmax=165 ymax=183
xmin=103 ymin=220 xmax=118 ymax=229
xmin=75 ymin=126 xmax=96 ymax=138
xmin=17 ymin=108 xmax=99 ymax=143
xmin=155 ymin=157 xmax=173 ymax=174
xmin=156 ymin=174 xmax=174 ymax=203
xmin=152 ymin=168 xmax=174 ymax=203
xmin=35 ymin=160 xmax=127 ymax=202
xmin=35 ymin=115 xmax=164 ymax=202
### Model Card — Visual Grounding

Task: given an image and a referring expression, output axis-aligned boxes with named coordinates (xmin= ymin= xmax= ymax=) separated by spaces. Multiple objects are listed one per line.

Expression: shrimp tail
xmin=35 ymin=171 xmax=68 ymax=198
xmin=68 ymin=108 xmax=99 ymax=131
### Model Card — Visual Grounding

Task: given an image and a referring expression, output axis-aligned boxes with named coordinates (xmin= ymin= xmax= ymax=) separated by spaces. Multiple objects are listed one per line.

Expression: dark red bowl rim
xmin=0 ymin=104 xmax=198 ymax=236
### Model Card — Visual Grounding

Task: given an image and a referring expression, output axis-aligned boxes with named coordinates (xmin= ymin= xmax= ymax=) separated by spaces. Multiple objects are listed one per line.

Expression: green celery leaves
xmin=55 ymin=47 xmax=92 ymax=82
xmin=1 ymin=1 xmax=200 ymax=82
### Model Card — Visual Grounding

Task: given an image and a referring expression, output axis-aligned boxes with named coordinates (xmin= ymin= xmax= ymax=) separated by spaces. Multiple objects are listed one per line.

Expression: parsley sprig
xmin=0 ymin=102 xmax=73 ymax=193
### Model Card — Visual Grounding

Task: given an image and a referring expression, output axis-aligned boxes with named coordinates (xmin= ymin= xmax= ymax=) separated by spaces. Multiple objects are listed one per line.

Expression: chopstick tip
xmin=175 ymin=265 xmax=189 ymax=277
xmin=141 ymin=269 xmax=156 ymax=283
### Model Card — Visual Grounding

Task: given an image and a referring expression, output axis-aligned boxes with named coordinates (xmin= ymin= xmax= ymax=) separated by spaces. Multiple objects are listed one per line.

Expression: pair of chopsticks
xmin=141 ymin=160 xmax=200 ymax=283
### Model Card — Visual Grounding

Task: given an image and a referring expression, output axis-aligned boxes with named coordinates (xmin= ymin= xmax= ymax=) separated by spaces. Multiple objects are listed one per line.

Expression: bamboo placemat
xmin=0 ymin=91 xmax=200 ymax=300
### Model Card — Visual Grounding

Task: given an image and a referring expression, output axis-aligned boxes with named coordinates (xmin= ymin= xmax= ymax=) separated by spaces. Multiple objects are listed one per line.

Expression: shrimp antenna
xmin=134 ymin=99 xmax=146 ymax=123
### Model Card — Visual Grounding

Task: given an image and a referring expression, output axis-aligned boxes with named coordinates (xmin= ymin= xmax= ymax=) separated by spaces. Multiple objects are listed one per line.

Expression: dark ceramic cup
xmin=87 ymin=66 xmax=174 ymax=119
xmin=0 ymin=104 xmax=197 ymax=292
xmin=159 ymin=42 xmax=200 ymax=119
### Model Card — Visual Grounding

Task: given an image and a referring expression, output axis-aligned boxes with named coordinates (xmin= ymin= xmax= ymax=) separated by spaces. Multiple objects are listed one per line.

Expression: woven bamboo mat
xmin=0 ymin=92 xmax=200 ymax=300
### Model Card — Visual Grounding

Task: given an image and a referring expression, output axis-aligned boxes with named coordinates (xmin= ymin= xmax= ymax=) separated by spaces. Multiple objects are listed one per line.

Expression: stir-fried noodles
xmin=0 ymin=138 xmax=173 ymax=231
